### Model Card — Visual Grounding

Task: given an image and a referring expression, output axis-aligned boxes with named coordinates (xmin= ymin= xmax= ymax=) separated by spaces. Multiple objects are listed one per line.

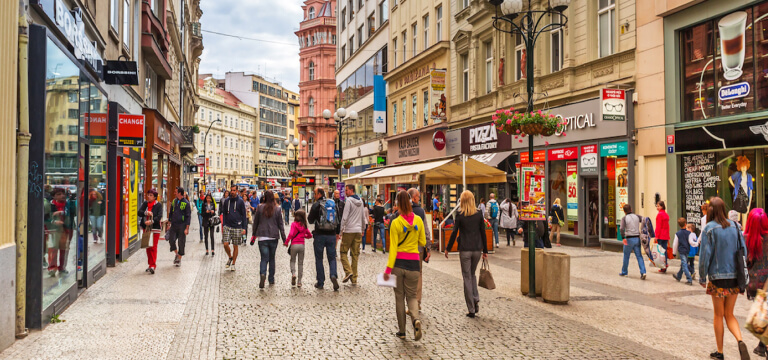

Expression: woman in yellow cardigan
xmin=383 ymin=191 xmax=426 ymax=341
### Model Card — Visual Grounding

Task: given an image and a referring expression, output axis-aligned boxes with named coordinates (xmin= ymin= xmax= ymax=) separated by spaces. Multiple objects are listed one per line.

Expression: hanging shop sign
xmin=83 ymin=112 xmax=107 ymax=145
xmin=580 ymin=144 xmax=598 ymax=175
xmin=601 ymin=89 xmax=626 ymax=121
xmin=36 ymin=0 xmax=103 ymax=75
xmin=103 ymin=60 xmax=139 ymax=86
xmin=433 ymin=130 xmax=446 ymax=151
xmin=548 ymin=147 xmax=578 ymax=161
xmin=461 ymin=123 xmax=511 ymax=154
xmin=566 ymin=161 xmax=578 ymax=221
xmin=429 ymin=69 xmax=447 ymax=122
xmin=600 ymin=141 xmax=628 ymax=157
xmin=519 ymin=150 xmax=546 ymax=162
xmin=196 ymin=157 xmax=205 ymax=177
xmin=373 ymin=75 xmax=387 ymax=133
xmin=675 ymin=117 xmax=768 ymax=152
xmin=117 ymin=114 xmax=145 ymax=147
xmin=518 ymin=162 xmax=546 ymax=221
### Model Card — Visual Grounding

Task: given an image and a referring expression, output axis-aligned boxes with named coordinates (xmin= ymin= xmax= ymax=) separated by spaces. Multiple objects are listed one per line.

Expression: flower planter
xmin=441 ymin=228 xmax=494 ymax=253
xmin=343 ymin=165 xmax=351 ymax=169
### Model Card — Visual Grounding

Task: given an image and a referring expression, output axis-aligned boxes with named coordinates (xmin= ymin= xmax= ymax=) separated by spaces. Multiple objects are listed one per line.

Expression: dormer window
xmin=308 ymin=7 xmax=315 ymax=19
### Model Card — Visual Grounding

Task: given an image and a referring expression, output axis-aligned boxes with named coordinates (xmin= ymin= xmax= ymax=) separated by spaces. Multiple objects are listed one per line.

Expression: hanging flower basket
xmin=289 ymin=170 xmax=303 ymax=178
xmin=343 ymin=160 xmax=353 ymax=169
xmin=332 ymin=160 xmax=343 ymax=169
xmin=492 ymin=107 xmax=566 ymax=141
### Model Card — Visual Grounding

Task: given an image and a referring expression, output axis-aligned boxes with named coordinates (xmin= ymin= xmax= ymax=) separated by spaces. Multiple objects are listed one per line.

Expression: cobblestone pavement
xmin=0 ymin=215 xmax=760 ymax=359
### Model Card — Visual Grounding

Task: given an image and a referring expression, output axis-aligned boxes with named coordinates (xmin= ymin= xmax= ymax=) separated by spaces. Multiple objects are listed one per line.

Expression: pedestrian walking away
xmin=487 ymin=193 xmax=500 ymax=248
xmin=445 ymin=190 xmax=489 ymax=318
xmin=339 ymin=185 xmax=368 ymax=285
xmin=549 ymin=198 xmax=564 ymax=247
xmin=619 ymin=204 xmax=646 ymax=280
xmin=500 ymin=197 xmax=518 ymax=246
xmin=672 ymin=217 xmax=698 ymax=285
xmin=220 ymin=190 xmax=230 ymax=235
xmin=252 ymin=190 xmax=287 ymax=288
xmin=384 ymin=190 xmax=426 ymax=341
xmin=282 ymin=194 xmax=292 ymax=225
xmin=221 ymin=186 xmax=247 ymax=271
xmin=195 ymin=190 xmax=204 ymax=243
xmin=201 ymin=193 xmax=217 ymax=256
xmin=372 ymin=199 xmax=387 ymax=253
xmin=307 ymin=186 xmax=340 ymax=290
xmin=138 ymin=188 xmax=162 ymax=274
xmin=285 ymin=209 xmax=312 ymax=287
xmin=166 ymin=187 xmax=192 ymax=267
xmin=698 ymin=197 xmax=750 ymax=360
xmin=408 ymin=188 xmax=432 ymax=311
xmin=656 ymin=200 xmax=671 ymax=273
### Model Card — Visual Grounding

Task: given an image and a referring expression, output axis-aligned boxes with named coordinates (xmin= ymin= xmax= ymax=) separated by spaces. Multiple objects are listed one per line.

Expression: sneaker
xmin=754 ymin=344 xmax=766 ymax=357
xmin=149 ymin=268 xmax=155 ymax=275
xmin=230 ymin=264 xmax=236 ymax=272
xmin=146 ymin=267 xmax=151 ymax=272
xmin=314 ymin=283 xmax=323 ymax=289
xmin=641 ymin=274 xmax=647 ymax=280
xmin=343 ymin=274 xmax=353 ymax=283
xmin=259 ymin=274 xmax=266 ymax=289
xmin=658 ymin=268 xmax=667 ymax=273
xmin=413 ymin=320 xmax=422 ymax=341
xmin=709 ymin=351 xmax=724 ymax=360
xmin=175 ymin=257 xmax=181 ymax=267
xmin=331 ymin=276 xmax=340 ymax=291
xmin=292 ymin=276 xmax=297 ymax=286
xmin=739 ymin=341 xmax=750 ymax=360
xmin=466 ymin=313 xmax=475 ymax=318
xmin=673 ymin=274 xmax=681 ymax=282
xmin=686 ymin=281 xmax=693 ymax=285
xmin=226 ymin=258 xmax=232 ymax=268
xmin=297 ymin=281 xmax=302 ymax=288
xmin=205 ymin=251 xmax=209 ymax=256
xmin=212 ymin=251 xmax=215 ymax=257
xmin=250 ymin=237 xmax=256 ymax=246
xmin=48 ymin=270 xmax=56 ymax=277
xmin=619 ymin=273 xmax=628 ymax=277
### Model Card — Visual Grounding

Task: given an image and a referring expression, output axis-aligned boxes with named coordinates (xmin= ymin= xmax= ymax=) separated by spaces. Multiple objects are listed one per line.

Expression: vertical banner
xmin=122 ymin=158 xmax=130 ymax=251
xmin=128 ymin=158 xmax=139 ymax=244
xmin=373 ymin=75 xmax=387 ymax=133
xmin=518 ymin=162 xmax=546 ymax=221
xmin=336 ymin=182 xmax=345 ymax=202
xmin=606 ymin=157 xmax=616 ymax=228
xmin=566 ymin=161 xmax=578 ymax=221
xmin=197 ymin=156 xmax=205 ymax=177
xmin=616 ymin=158 xmax=629 ymax=221
xmin=117 ymin=114 xmax=146 ymax=147
xmin=429 ymin=69 xmax=447 ymax=122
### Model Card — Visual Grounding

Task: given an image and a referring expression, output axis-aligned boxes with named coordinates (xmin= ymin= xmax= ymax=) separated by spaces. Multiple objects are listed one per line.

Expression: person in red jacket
xmin=655 ymin=200 xmax=671 ymax=273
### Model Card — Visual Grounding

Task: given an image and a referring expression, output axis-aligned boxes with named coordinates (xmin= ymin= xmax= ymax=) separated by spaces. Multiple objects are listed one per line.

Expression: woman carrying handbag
xmin=138 ymin=189 xmax=162 ymax=274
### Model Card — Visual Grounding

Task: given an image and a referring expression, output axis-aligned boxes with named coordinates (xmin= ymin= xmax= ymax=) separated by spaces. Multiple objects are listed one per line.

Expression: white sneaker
xmin=230 ymin=264 xmax=236 ymax=272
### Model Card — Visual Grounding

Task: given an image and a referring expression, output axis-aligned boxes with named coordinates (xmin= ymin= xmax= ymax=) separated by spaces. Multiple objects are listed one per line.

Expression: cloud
xmin=199 ymin=0 xmax=304 ymax=93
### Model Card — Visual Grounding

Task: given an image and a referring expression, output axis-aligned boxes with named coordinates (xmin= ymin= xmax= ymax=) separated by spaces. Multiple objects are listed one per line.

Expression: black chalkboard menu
xmin=682 ymin=153 xmax=720 ymax=228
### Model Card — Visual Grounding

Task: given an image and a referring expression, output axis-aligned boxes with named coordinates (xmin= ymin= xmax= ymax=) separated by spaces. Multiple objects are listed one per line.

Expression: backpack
xmin=315 ymin=199 xmax=339 ymax=231
xmin=490 ymin=201 xmax=499 ymax=219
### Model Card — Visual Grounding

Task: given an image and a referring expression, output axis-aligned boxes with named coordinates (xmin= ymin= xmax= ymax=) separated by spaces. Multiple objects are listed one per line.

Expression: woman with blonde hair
xmin=445 ymin=190 xmax=489 ymax=318
xmin=549 ymin=198 xmax=564 ymax=247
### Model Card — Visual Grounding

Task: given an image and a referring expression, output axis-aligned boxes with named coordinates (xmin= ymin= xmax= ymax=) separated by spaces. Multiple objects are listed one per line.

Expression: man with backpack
xmin=308 ymin=186 xmax=340 ymax=291
xmin=487 ymin=193 xmax=500 ymax=248
xmin=167 ymin=187 xmax=192 ymax=267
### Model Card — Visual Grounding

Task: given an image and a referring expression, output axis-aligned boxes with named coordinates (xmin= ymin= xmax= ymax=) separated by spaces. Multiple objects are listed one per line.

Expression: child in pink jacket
xmin=285 ymin=209 xmax=312 ymax=287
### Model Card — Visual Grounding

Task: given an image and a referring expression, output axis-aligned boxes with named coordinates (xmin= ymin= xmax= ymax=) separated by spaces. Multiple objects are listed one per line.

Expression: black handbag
xmin=737 ymin=231 xmax=750 ymax=293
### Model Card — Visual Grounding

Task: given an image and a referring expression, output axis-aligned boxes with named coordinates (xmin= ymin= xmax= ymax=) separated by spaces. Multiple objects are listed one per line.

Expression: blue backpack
xmin=316 ymin=199 xmax=339 ymax=231
xmin=490 ymin=201 xmax=499 ymax=219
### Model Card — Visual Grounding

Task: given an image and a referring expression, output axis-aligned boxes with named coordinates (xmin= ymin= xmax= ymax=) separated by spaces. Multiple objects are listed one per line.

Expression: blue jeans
xmin=283 ymin=209 xmax=290 ymax=224
xmin=372 ymin=224 xmax=386 ymax=251
xmin=89 ymin=215 xmax=104 ymax=238
xmin=621 ymin=237 xmax=646 ymax=275
xmin=197 ymin=213 xmax=204 ymax=239
xmin=313 ymin=234 xmax=338 ymax=286
xmin=259 ymin=240 xmax=278 ymax=283
xmin=676 ymin=254 xmax=692 ymax=282
xmin=362 ymin=225 xmax=367 ymax=250
xmin=490 ymin=218 xmax=499 ymax=245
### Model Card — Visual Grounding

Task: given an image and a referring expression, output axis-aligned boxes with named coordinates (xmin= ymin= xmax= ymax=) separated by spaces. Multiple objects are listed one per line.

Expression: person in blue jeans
xmin=487 ymin=194 xmax=500 ymax=248
xmin=195 ymin=190 xmax=205 ymax=243
xmin=619 ymin=204 xmax=647 ymax=280
xmin=306 ymin=187 xmax=340 ymax=290
xmin=672 ymin=218 xmax=698 ymax=285
xmin=371 ymin=199 xmax=387 ymax=252
xmin=251 ymin=190 xmax=286 ymax=288
xmin=281 ymin=194 xmax=292 ymax=225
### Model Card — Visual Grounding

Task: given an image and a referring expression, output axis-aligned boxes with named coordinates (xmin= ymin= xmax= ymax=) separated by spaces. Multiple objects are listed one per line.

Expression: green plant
xmin=332 ymin=160 xmax=343 ymax=169
xmin=343 ymin=160 xmax=353 ymax=169
xmin=492 ymin=107 xmax=567 ymax=142
xmin=50 ymin=314 xmax=65 ymax=324
xmin=191 ymin=125 xmax=200 ymax=134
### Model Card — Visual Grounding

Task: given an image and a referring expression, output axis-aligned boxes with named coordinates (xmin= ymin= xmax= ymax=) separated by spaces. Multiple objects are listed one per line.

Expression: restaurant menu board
xmin=519 ymin=162 xmax=546 ymax=221
xmin=682 ymin=153 xmax=720 ymax=227
xmin=566 ymin=161 xmax=578 ymax=221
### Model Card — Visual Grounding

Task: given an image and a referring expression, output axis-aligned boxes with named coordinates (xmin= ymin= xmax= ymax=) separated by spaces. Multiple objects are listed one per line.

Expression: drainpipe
xmin=15 ymin=0 xmax=30 ymax=339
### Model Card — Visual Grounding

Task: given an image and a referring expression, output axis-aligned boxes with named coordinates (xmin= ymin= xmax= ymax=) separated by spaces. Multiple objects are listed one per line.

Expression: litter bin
xmin=542 ymin=252 xmax=570 ymax=304
xmin=521 ymin=248 xmax=544 ymax=296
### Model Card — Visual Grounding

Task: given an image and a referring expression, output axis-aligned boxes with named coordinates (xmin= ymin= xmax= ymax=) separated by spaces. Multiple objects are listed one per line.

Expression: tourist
xmin=745 ymin=208 xmax=768 ymax=356
xmin=549 ymin=198 xmax=564 ymax=247
xmin=500 ymin=197 xmax=518 ymax=246
xmin=487 ymin=193 xmax=500 ymax=248
xmin=138 ymin=189 xmax=162 ymax=274
xmin=656 ymin=200 xmax=671 ymax=272
xmin=252 ymin=190 xmax=286 ymax=288
xmin=201 ymin=193 xmax=217 ymax=256
xmin=166 ymin=187 xmax=191 ymax=267
xmin=339 ymin=185 xmax=368 ymax=285
xmin=221 ymin=186 xmax=247 ymax=271
xmin=307 ymin=187 xmax=340 ymax=290
xmin=372 ymin=199 xmax=387 ymax=253
xmin=672 ymin=217 xmax=698 ymax=285
xmin=285 ymin=209 xmax=312 ymax=288
xmin=408 ymin=188 xmax=432 ymax=311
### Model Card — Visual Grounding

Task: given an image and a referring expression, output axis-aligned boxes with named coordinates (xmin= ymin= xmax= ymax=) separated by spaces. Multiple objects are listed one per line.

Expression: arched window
xmin=309 ymin=61 xmax=315 ymax=81
xmin=308 ymin=98 xmax=315 ymax=117
xmin=308 ymin=137 xmax=315 ymax=158
xmin=308 ymin=7 xmax=315 ymax=19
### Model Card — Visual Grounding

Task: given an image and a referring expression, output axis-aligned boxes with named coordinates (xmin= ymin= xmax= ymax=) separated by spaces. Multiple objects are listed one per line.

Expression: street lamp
xmin=261 ymin=142 xmax=281 ymax=189
xmin=488 ymin=0 xmax=570 ymax=298
xmin=203 ymin=118 xmax=222 ymax=192
xmin=285 ymin=138 xmax=306 ymax=197
xmin=323 ymin=107 xmax=358 ymax=183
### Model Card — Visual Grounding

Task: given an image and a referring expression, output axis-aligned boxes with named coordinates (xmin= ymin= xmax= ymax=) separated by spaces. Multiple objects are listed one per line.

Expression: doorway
xmin=584 ymin=177 xmax=600 ymax=246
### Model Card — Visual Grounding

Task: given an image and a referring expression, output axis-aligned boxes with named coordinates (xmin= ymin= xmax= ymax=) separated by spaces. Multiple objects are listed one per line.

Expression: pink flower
xmin=506 ymin=119 xmax=512 ymax=125
xmin=545 ymin=141 xmax=550 ymax=146
xmin=496 ymin=109 xmax=502 ymax=114
xmin=550 ymin=114 xmax=555 ymax=118
xmin=562 ymin=133 xmax=567 ymax=137
xmin=537 ymin=110 xmax=543 ymax=115
xmin=514 ymin=136 xmax=518 ymax=139
xmin=491 ymin=115 xmax=498 ymax=121
xmin=519 ymin=139 xmax=523 ymax=143
xmin=515 ymin=129 xmax=520 ymax=134
xmin=505 ymin=110 xmax=511 ymax=115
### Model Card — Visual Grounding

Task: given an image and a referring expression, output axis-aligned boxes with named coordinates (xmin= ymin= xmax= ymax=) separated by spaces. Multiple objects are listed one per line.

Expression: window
xmin=412 ymin=94 xmax=417 ymax=130
xmin=461 ymin=53 xmax=469 ymax=101
xmin=68 ymin=141 xmax=78 ymax=151
xmin=485 ymin=41 xmax=493 ymax=94
xmin=393 ymin=38 xmax=397 ymax=67
xmin=111 ymin=0 xmax=119 ymax=31
xmin=402 ymin=31 xmax=407 ymax=63
xmin=358 ymin=26 xmax=363 ymax=47
xmin=56 ymin=125 xmax=63 ymax=135
xmin=462 ymin=0 xmax=469 ymax=10
xmin=308 ymin=98 xmax=315 ymax=117
xmin=308 ymin=137 xmax=314 ymax=158
xmin=68 ymin=125 xmax=78 ymax=135
xmin=401 ymin=99 xmax=406 ymax=132
xmin=289 ymin=120 xmax=294 ymax=128
xmin=423 ymin=90 xmax=429 ymax=127
xmin=349 ymin=0 xmax=354 ymax=19
xmin=551 ymin=13 xmax=564 ymax=72
xmin=412 ymin=24 xmax=417 ymax=55
xmin=309 ymin=61 xmax=315 ymax=81
xmin=332 ymin=35 xmax=337 ymax=44
xmin=359 ymin=0 xmax=363 ymax=9
xmin=515 ymin=33 xmax=525 ymax=81
xmin=350 ymin=36 xmax=354 ymax=54
xmin=123 ymin=0 xmax=130 ymax=48
xmin=342 ymin=45 xmax=346 ymax=63
xmin=423 ymin=15 xmax=429 ymax=49
xmin=379 ymin=0 xmax=388 ymax=26
xmin=436 ymin=5 xmax=442 ymax=42
xmin=68 ymin=109 xmax=78 ymax=119
xmin=392 ymin=102 xmax=397 ymax=134
xmin=152 ymin=0 xmax=163 ymax=17
xmin=598 ymin=0 xmax=615 ymax=58
xmin=341 ymin=9 xmax=346 ymax=31
xmin=309 ymin=6 xmax=315 ymax=19
xmin=368 ymin=14 xmax=376 ymax=36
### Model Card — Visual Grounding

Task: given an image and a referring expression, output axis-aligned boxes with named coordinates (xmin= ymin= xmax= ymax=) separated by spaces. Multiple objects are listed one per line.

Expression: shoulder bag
xmin=479 ymin=258 xmax=496 ymax=290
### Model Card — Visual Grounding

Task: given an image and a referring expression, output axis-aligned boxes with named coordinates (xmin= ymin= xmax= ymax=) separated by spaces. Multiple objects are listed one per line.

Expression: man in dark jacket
xmin=281 ymin=195 xmax=292 ymax=224
xmin=308 ymin=187 xmax=340 ymax=291
xmin=333 ymin=189 xmax=345 ymax=237
xmin=371 ymin=199 xmax=386 ymax=253
xmin=221 ymin=185 xmax=248 ymax=271
xmin=167 ymin=187 xmax=192 ymax=266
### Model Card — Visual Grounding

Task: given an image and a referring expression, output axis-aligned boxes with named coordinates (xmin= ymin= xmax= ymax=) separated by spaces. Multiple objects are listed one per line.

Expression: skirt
xmin=707 ymin=279 xmax=741 ymax=298
xmin=733 ymin=186 xmax=750 ymax=214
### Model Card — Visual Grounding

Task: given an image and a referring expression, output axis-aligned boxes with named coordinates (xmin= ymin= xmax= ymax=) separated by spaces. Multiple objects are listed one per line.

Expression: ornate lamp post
xmin=322 ymin=108 xmax=358 ymax=183
xmin=488 ymin=0 xmax=570 ymax=298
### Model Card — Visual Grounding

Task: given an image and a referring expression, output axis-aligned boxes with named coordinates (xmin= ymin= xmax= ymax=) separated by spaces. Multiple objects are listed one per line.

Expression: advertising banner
xmin=84 ymin=112 xmax=107 ymax=145
xmin=429 ymin=69 xmax=447 ymax=122
xmin=336 ymin=182 xmax=345 ymax=202
xmin=461 ymin=122 xmax=511 ymax=154
xmin=519 ymin=150 xmax=546 ymax=162
xmin=616 ymin=158 xmax=629 ymax=222
xmin=518 ymin=162 xmax=546 ymax=221
xmin=601 ymin=89 xmax=626 ymax=121
xmin=197 ymin=157 xmax=205 ymax=177
xmin=548 ymin=147 xmax=578 ymax=161
xmin=600 ymin=141 xmax=628 ymax=157
xmin=129 ymin=158 xmax=139 ymax=244
xmin=373 ymin=75 xmax=387 ymax=133
xmin=566 ymin=161 xmax=578 ymax=221
xmin=580 ymin=144 xmax=598 ymax=175
xmin=117 ymin=114 xmax=145 ymax=147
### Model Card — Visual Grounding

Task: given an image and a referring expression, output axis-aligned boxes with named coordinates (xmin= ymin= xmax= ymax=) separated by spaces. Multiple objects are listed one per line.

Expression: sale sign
xmin=117 ymin=114 xmax=145 ymax=147
xmin=84 ymin=112 xmax=107 ymax=145
xmin=566 ymin=161 xmax=578 ymax=221
xmin=518 ymin=162 xmax=546 ymax=221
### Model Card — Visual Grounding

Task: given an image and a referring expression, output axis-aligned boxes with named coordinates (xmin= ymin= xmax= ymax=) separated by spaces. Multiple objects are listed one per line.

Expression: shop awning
xmin=357 ymin=157 xmax=507 ymax=185
xmin=470 ymin=151 xmax=515 ymax=168
xmin=345 ymin=168 xmax=384 ymax=184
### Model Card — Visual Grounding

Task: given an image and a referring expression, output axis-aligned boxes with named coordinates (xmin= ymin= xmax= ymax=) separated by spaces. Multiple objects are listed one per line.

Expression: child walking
xmin=686 ymin=223 xmax=698 ymax=280
xmin=672 ymin=218 xmax=698 ymax=285
xmin=285 ymin=209 xmax=312 ymax=287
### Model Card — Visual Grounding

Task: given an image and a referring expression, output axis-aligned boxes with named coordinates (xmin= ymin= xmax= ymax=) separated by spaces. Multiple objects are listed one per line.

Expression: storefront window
xmin=43 ymin=39 xmax=80 ymax=308
xmin=600 ymin=142 xmax=628 ymax=239
xmin=87 ymin=89 xmax=108 ymax=269
xmin=549 ymin=159 xmax=578 ymax=236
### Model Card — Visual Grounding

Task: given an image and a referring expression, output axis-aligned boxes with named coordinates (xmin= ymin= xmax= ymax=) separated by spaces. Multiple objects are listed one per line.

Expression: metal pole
xmin=525 ymin=11 xmax=537 ymax=299
xmin=338 ymin=120 xmax=342 ymax=183
xmin=462 ymin=154 xmax=467 ymax=191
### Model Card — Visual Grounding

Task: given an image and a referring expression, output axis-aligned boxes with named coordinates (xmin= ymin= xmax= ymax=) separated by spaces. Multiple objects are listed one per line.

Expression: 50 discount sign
xmin=117 ymin=114 xmax=145 ymax=147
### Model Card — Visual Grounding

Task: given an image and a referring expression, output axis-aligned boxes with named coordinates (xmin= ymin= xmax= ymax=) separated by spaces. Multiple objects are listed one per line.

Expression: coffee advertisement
xmin=717 ymin=10 xmax=754 ymax=115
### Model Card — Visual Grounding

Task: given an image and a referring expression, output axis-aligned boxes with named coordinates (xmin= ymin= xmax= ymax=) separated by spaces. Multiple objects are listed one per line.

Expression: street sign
xmin=103 ymin=60 xmax=139 ymax=85
xmin=117 ymin=114 xmax=145 ymax=147
xmin=667 ymin=146 xmax=675 ymax=154
xmin=666 ymin=135 xmax=675 ymax=145
xmin=334 ymin=150 xmax=340 ymax=159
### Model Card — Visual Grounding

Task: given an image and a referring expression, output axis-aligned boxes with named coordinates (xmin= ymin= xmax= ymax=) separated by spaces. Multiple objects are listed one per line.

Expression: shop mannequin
xmin=729 ymin=156 xmax=753 ymax=224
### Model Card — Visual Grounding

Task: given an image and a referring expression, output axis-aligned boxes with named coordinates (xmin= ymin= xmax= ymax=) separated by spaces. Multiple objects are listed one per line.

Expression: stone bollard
xmin=521 ymin=248 xmax=544 ymax=296
xmin=542 ymin=252 xmax=570 ymax=304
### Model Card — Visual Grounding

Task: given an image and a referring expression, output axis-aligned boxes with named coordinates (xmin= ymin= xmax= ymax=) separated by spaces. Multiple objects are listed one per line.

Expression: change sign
xmin=117 ymin=114 xmax=145 ymax=147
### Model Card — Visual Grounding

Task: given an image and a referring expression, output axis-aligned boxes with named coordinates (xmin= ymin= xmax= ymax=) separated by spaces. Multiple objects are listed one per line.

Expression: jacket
xmin=169 ymin=198 xmax=191 ymax=227
xmin=698 ymin=219 xmax=746 ymax=283
xmin=252 ymin=204 xmax=286 ymax=241
xmin=285 ymin=222 xmax=312 ymax=246
xmin=138 ymin=200 xmax=162 ymax=230
xmin=385 ymin=213 xmax=426 ymax=274
xmin=731 ymin=171 xmax=754 ymax=201
xmin=411 ymin=201 xmax=431 ymax=242
xmin=201 ymin=201 xmax=217 ymax=221
xmin=549 ymin=204 xmax=565 ymax=225
xmin=446 ymin=211 xmax=488 ymax=253
xmin=293 ymin=198 xmax=301 ymax=211
xmin=656 ymin=210 xmax=670 ymax=240
xmin=673 ymin=229 xmax=697 ymax=256
xmin=250 ymin=196 xmax=260 ymax=209
xmin=519 ymin=220 xmax=549 ymax=248
xmin=372 ymin=205 xmax=386 ymax=224
xmin=221 ymin=197 xmax=248 ymax=230
xmin=340 ymin=195 xmax=368 ymax=234
xmin=499 ymin=201 xmax=517 ymax=229
xmin=307 ymin=197 xmax=337 ymax=236
xmin=281 ymin=198 xmax=292 ymax=211
xmin=477 ymin=203 xmax=486 ymax=219
xmin=335 ymin=197 xmax=345 ymax=225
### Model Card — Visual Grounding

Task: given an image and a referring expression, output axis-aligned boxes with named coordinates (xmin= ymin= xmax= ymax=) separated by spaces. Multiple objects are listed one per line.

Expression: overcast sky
xmin=198 ymin=0 xmax=304 ymax=93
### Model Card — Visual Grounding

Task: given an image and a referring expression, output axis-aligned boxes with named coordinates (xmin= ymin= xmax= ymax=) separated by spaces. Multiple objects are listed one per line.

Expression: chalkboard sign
xmin=682 ymin=153 xmax=720 ymax=228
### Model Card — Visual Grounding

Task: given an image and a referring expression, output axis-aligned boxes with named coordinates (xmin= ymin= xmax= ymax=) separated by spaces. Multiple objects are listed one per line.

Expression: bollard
xmin=542 ymin=252 xmax=570 ymax=304
xmin=521 ymin=248 xmax=544 ymax=296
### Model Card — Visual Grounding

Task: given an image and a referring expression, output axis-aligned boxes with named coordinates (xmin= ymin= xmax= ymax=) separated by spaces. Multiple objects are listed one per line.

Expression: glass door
xmin=585 ymin=177 xmax=599 ymax=246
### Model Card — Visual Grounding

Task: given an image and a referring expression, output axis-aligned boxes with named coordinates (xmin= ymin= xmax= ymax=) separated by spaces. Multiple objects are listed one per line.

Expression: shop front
xmin=342 ymin=139 xmax=387 ymax=203
xmin=384 ymin=124 xmax=448 ymax=205
xmin=143 ymin=110 xmax=182 ymax=221
xmin=460 ymin=122 xmax=518 ymax=207
xmin=510 ymin=96 xmax=634 ymax=248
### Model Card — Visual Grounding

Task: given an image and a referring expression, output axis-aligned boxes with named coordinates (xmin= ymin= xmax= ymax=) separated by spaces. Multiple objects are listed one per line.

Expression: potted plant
xmin=492 ymin=107 xmax=567 ymax=142
xmin=343 ymin=160 xmax=353 ymax=169
xmin=191 ymin=125 xmax=200 ymax=134
xmin=289 ymin=170 xmax=303 ymax=178
xmin=332 ymin=160 xmax=343 ymax=169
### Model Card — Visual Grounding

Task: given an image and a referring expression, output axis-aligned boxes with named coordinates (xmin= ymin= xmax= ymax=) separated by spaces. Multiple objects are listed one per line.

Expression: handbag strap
xmin=482 ymin=257 xmax=489 ymax=270
xmin=555 ymin=211 xmax=562 ymax=223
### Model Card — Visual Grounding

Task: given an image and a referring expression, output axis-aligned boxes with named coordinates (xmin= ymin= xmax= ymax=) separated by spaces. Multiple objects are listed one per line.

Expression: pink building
xmin=296 ymin=0 xmax=338 ymax=187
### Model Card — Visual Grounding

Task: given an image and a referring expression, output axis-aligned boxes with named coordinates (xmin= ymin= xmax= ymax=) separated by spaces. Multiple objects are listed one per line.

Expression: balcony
xmin=179 ymin=126 xmax=197 ymax=156
xmin=141 ymin=1 xmax=172 ymax=79
xmin=190 ymin=22 xmax=204 ymax=60
xmin=300 ymin=17 xmax=336 ymax=30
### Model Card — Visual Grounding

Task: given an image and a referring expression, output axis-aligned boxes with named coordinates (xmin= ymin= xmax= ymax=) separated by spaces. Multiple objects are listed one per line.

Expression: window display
xmin=86 ymin=89 xmax=108 ymax=271
xmin=600 ymin=141 xmax=628 ymax=239
xmin=549 ymin=147 xmax=578 ymax=236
